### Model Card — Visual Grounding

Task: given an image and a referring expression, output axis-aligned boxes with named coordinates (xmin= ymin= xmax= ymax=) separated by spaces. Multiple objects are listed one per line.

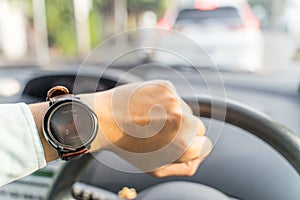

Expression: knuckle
xmin=153 ymin=80 xmax=176 ymax=94
xmin=186 ymin=167 xmax=197 ymax=177
xmin=167 ymin=111 xmax=182 ymax=125
xmin=188 ymin=171 xmax=197 ymax=176
xmin=158 ymin=80 xmax=174 ymax=89
xmin=166 ymin=96 xmax=180 ymax=110
xmin=184 ymin=149 xmax=196 ymax=160
xmin=186 ymin=172 xmax=195 ymax=177
xmin=186 ymin=160 xmax=200 ymax=176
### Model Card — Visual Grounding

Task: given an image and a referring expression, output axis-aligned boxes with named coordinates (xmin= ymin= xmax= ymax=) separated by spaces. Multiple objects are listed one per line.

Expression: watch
xmin=42 ymin=86 xmax=98 ymax=160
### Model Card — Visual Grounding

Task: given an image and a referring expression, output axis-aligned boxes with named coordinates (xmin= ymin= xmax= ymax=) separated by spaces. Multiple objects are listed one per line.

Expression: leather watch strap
xmin=46 ymin=85 xmax=70 ymax=101
xmin=59 ymin=148 xmax=89 ymax=161
xmin=46 ymin=86 xmax=79 ymax=106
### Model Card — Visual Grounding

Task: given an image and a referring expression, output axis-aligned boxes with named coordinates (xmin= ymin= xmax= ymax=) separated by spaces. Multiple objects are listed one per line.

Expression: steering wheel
xmin=46 ymin=96 xmax=300 ymax=199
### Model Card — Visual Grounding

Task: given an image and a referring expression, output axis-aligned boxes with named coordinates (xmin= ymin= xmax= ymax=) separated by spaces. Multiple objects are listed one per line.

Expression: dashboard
xmin=0 ymin=65 xmax=299 ymax=200
xmin=22 ymin=75 xmax=116 ymax=102
xmin=0 ymin=67 xmax=142 ymax=104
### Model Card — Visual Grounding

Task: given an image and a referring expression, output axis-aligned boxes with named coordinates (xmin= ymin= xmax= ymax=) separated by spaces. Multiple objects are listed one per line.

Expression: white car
xmin=156 ymin=0 xmax=264 ymax=71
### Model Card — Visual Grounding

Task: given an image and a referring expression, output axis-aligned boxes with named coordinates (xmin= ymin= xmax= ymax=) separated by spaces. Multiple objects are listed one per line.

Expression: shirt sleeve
xmin=0 ymin=103 xmax=46 ymax=187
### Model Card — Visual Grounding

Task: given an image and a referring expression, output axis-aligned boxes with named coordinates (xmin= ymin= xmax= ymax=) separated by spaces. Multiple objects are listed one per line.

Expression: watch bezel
xmin=43 ymin=98 xmax=98 ymax=151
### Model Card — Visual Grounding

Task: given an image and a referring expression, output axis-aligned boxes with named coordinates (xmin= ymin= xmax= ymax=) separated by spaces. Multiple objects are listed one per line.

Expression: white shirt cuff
xmin=0 ymin=103 xmax=46 ymax=187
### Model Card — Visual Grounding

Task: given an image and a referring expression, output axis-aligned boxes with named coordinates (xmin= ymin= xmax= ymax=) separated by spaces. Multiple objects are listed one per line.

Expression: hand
xmin=89 ymin=80 xmax=212 ymax=177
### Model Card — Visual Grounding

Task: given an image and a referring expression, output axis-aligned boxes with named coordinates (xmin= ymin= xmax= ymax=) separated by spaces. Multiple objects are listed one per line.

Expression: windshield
xmin=0 ymin=0 xmax=299 ymax=75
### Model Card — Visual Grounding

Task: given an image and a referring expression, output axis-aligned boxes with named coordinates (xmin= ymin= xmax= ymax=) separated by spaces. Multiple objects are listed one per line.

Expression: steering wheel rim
xmin=186 ymin=96 xmax=300 ymax=173
xmin=46 ymin=96 xmax=300 ymax=200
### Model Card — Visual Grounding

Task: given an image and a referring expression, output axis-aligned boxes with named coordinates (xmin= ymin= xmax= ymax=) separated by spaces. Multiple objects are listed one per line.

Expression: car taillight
xmin=194 ymin=0 xmax=217 ymax=10
xmin=157 ymin=18 xmax=172 ymax=30
xmin=241 ymin=5 xmax=260 ymax=31
xmin=242 ymin=16 xmax=260 ymax=31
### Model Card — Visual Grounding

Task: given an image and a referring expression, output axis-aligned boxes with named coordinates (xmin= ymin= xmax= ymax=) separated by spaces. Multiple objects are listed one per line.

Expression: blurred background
xmin=0 ymin=0 xmax=299 ymax=71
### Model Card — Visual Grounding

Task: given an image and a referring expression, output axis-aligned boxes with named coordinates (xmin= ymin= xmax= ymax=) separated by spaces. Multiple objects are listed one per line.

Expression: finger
xmin=182 ymin=114 xmax=206 ymax=137
xmin=149 ymin=158 xmax=203 ymax=177
xmin=179 ymin=98 xmax=206 ymax=136
xmin=195 ymin=116 xmax=206 ymax=136
xmin=180 ymin=99 xmax=193 ymax=114
xmin=176 ymin=136 xmax=212 ymax=163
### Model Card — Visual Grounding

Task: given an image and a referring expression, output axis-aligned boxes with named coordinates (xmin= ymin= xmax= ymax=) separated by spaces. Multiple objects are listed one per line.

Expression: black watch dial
xmin=48 ymin=101 xmax=97 ymax=148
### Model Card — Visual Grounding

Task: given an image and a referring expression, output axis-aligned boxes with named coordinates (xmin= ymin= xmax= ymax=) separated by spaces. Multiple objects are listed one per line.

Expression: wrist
xmin=29 ymin=90 xmax=113 ymax=162
xmin=78 ymin=90 xmax=118 ymax=152
xmin=29 ymin=102 xmax=59 ymax=161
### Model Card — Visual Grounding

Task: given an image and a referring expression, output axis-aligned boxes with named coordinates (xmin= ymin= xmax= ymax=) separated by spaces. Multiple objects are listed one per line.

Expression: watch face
xmin=48 ymin=102 xmax=97 ymax=148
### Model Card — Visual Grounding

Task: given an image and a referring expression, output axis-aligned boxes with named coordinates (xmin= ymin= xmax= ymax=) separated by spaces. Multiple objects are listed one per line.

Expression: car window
xmin=175 ymin=7 xmax=242 ymax=27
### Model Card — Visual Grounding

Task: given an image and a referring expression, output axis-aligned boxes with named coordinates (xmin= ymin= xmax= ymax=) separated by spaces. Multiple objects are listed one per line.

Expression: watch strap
xmin=46 ymin=85 xmax=70 ymax=101
xmin=59 ymin=147 xmax=89 ymax=161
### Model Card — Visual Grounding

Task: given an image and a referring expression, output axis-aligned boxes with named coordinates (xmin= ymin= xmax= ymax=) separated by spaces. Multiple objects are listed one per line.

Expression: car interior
xmin=0 ymin=0 xmax=299 ymax=200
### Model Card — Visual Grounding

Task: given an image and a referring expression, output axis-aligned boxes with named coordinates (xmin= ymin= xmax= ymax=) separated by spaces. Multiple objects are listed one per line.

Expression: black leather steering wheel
xmin=46 ymin=96 xmax=300 ymax=199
